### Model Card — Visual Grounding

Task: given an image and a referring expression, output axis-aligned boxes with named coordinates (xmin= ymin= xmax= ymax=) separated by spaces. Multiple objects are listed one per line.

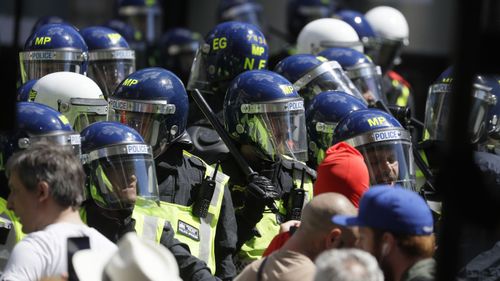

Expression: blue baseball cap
xmin=332 ymin=185 xmax=434 ymax=235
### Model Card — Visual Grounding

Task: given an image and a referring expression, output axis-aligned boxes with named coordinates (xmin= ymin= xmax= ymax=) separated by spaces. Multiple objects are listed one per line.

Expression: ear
xmin=381 ymin=232 xmax=395 ymax=256
xmin=325 ymin=227 xmax=342 ymax=249
xmin=36 ymin=181 xmax=50 ymax=203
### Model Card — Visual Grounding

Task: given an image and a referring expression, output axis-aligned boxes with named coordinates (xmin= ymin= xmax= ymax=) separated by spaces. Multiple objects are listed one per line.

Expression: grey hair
xmin=314 ymin=249 xmax=384 ymax=281
xmin=5 ymin=142 xmax=85 ymax=209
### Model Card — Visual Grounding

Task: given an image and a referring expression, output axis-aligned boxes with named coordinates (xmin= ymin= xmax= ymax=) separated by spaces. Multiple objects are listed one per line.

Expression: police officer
xmin=80 ymin=121 xmax=218 ymax=281
xmin=80 ymin=26 xmax=136 ymax=99
xmin=216 ymin=0 xmax=263 ymax=28
xmin=306 ymin=90 xmax=367 ymax=169
xmin=0 ymin=102 xmax=82 ymax=271
xmin=222 ymin=70 xmax=315 ymax=269
xmin=318 ymin=47 xmax=386 ymax=106
xmin=186 ymin=21 xmax=269 ymax=164
xmin=108 ymin=67 xmax=237 ymax=280
xmin=332 ymin=108 xmax=416 ymax=190
xmin=274 ymin=53 xmax=365 ymax=106
xmin=16 ymin=79 xmax=37 ymax=101
xmin=29 ymin=72 xmax=108 ymax=132
xmin=104 ymin=19 xmax=148 ymax=69
xmin=19 ymin=23 xmax=88 ymax=83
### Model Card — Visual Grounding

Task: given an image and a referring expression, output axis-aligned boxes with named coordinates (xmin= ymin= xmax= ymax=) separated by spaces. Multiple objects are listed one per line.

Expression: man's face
xmin=364 ymin=146 xmax=399 ymax=185
xmin=7 ymin=171 xmax=41 ymax=233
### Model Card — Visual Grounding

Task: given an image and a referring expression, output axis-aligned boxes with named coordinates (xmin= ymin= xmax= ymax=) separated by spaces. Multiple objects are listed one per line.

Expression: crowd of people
xmin=1 ymin=0 xmax=500 ymax=280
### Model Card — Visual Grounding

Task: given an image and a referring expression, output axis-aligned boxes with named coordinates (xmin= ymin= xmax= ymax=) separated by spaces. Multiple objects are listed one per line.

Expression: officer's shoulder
xmin=281 ymin=157 xmax=317 ymax=180
xmin=183 ymin=150 xmax=207 ymax=169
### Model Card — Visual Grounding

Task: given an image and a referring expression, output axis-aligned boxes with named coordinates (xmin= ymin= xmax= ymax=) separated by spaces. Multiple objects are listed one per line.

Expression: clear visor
xmin=310 ymin=121 xmax=338 ymax=165
xmin=318 ymin=40 xmax=364 ymax=55
xmin=344 ymin=128 xmax=415 ymax=190
xmin=24 ymin=132 xmax=82 ymax=158
xmin=221 ymin=3 xmax=262 ymax=27
xmin=241 ymin=99 xmax=308 ymax=162
xmin=19 ymin=50 xmax=87 ymax=83
xmin=59 ymin=98 xmax=109 ymax=132
xmin=187 ymin=45 xmax=211 ymax=93
xmin=119 ymin=6 xmax=162 ymax=44
xmin=83 ymin=144 xmax=159 ymax=210
xmin=108 ymin=99 xmax=176 ymax=153
xmin=365 ymin=38 xmax=407 ymax=72
xmin=293 ymin=61 xmax=367 ymax=104
xmin=347 ymin=64 xmax=387 ymax=106
xmin=424 ymin=83 xmax=495 ymax=143
xmin=87 ymin=50 xmax=136 ymax=99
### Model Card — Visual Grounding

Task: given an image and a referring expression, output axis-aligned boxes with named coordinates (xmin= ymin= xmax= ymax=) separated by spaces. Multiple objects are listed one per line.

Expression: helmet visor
xmin=61 ymin=98 xmax=109 ymax=132
xmin=310 ymin=121 xmax=337 ymax=165
xmin=365 ymin=38 xmax=406 ymax=72
xmin=87 ymin=50 xmax=136 ymax=99
xmin=84 ymin=144 xmax=159 ymax=210
xmin=28 ymin=132 xmax=82 ymax=158
xmin=19 ymin=50 xmax=86 ymax=83
xmin=187 ymin=46 xmax=212 ymax=94
xmin=242 ymin=99 xmax=308 ymax=161
xmin=347 ymin=64 xmax=387 ymax=106
xmin=119 ymin=6 xmax=162 ymax=44
xmin=294 ymin=61 xmax=367 ymax=104
xmin=221 ymin=3 xmax=263 ymax=27
xmin=424 ymin=83 xmax=495 ymax=143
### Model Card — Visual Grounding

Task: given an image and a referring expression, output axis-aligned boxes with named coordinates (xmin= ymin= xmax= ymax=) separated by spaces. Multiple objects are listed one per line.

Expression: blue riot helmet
xmin=333 ymin=108 xmax=415 ymax=190
xmin=158 ymin=28 xmax=201 ymax=84
xmin=224 ymin=70 xmax=308 ymax=162
xmin=334 ymin=10 xmax=377 ymax=52
xmin=117 ymin=0 xmax=162 ymax=45
xmin=81 ymin=121 xmax=159 ymax=210
xmin=108 ymin=67 xmax=188 ymax=158
xmin=0 ymin=102 xmax=81 ymax=167
xmin=187 ymin=21 xmax=269 ymax=99
xmin=80 ymin=26 xmax=136 ymax=99
xmin=306 ymin=90 xmax=367 ymax=167
xmin=274 ymin=54 xmax=366 ymax=106
xmin=286 ymin=0 xmax=336 ymax=41
xmin=424 ymin=67 xmax=497 ymax=145
xmin=318 ymin=47 xmax=385 ymax=106
xmin=19 ymin=23 xmax=88 ymax=83
xmin=104 ymin=19 xmax=148 ymax=69
xmin=31 ymin=16 xmax=66 ymax=33
xmin=217 ymin=0 xmax=263 ymax=28
xmin=481 ymin=76 xmax=500 ymax=141
xmin=16 ymin=79 xmax=37 ymax=101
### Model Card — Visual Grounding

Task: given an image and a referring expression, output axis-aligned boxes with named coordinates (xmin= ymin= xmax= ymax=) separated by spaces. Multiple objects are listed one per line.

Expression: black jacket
xmin=156 ymin=143 xmax=237 ymax=281
xmin=84 ymin=202 xmax=219 ymax=281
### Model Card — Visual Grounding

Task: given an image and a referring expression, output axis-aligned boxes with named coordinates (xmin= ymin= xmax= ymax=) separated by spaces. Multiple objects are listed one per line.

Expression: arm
xmin=159 ymin=221 xmax=220 ymax=281
xmin=2 ymin=238 xmax=45 ymax=281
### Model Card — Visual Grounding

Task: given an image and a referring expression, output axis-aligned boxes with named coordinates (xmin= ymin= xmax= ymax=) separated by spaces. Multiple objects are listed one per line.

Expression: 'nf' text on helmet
xmin=296 ymin=18 xmax=363 ymax=55
xmin=20 ymin=23 xmax=88 ymax=84
xmin=187 ymin=21 xmax=269 ymax=96
xmin=29 ymin=72 xmax=108 ymax=133
xmin=80 ymin=121 xmax=160 ymax=210
xmin=333 ymin=109 xmax=415 ymax=190
xmin=108 ymin=67 xmax=188 ymax=158
xmin=80 ymin=26 xmax=136 ymax=100
xmin=224 ymin=70 xmax=308 ymax=162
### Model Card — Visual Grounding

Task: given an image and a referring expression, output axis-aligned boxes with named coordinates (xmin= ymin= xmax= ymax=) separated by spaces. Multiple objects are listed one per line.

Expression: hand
xmin=279 ymin=220 xmax=301 ymax=234
xmin=246 ymin=174 xmax=281 ymax=212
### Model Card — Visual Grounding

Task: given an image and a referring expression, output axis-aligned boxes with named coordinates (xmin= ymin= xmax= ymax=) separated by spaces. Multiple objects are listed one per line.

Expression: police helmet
xmin=19 ymin=23 xmax=88 ymax=83
xmin=158 ymin=28 xmax=201 ymax=84
xmin=224 ymin=70 xmax=308 ymax=162
xmin=117 ymin=0 xmax=162 ymax=44
xmin=306 ymin=90 xmax=367 ymax=168
xmin=30 ymin=72 xmax=108 ymax=132
xmin=296 ymin=18 xmax=364 ymax=55
xmin=81 ymin=121 xmax=159 ymax=210
xmin=318 ymin=47 xmax=385 ymax=105
xmin=108 ymin=67 xmax=188 ymax=158
xmin=365 ymin=6 xmax=409 ymax=73
xmin=274 ymin=54 xmax=365 ymax=106
xmin=286 ymin=0 xmax=336 ymax=41
xmin=187 ymin=21 xmax=269 ymax=97
xmin=333 ymin=108 xmax=415 ymax=190
xmin=424 ymin=67 xmax=497 ymax=145
xmin=31 ymin=15 xmax=66 ymax=33
xmin=17 ymin=79 xmax=38 ymax=102
xmin=334 ymin=9 xmax=376 ymax=49
xmin=217 ymin=0 xmax=263 ymax=28
xmin=0 ymin=102 xmax=81 ymax=169
xmin=80 ymin=26 xmax=136 ymax=99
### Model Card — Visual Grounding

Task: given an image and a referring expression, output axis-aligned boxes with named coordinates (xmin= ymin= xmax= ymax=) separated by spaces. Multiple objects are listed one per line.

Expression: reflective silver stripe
xmin=240 ymin=99 xmax=304 ymax=114
xmin=293 ymin=61 xmax=342 ymax=91
xmin=83 ymin=143 xmax=153 ymax=163
xmin=20 ymin=50 xmax=87 ymax=61
xmin=88 ymin=49 xmax=135 ymax=61
xmin=315 ymin=121 xmax=336 ymax=133
xmin=346 ymin=64 xmax=381 ymax=79
xmin=109 ymin=98 xmax=176 ymax=114
xmin=473 ymin=84 xmax=496 ymax=104
xmin=343 ymin=128 xmax=412 ymax=147
xmin=142 ymin=215 xmax=160 ymax=242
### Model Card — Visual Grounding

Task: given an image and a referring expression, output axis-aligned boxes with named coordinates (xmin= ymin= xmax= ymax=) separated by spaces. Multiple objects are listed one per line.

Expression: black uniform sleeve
xmin=159 ymin=221 xmax=220 ymax=281
xmin=214 ymin=185 xmax=238 ymax=281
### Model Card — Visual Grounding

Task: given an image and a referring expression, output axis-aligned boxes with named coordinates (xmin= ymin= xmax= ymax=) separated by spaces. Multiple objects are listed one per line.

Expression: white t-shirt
xmin=1 ymin=222 xmax=117 ymax=281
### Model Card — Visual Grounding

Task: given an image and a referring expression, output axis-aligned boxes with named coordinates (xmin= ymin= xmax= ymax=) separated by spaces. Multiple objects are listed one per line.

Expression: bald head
xmin=300 ymin=192 xmax=357 ymax=234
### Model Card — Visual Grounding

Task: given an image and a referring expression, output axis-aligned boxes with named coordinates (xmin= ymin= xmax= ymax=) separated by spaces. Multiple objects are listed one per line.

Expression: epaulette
xmin=280 ymin=157 xmax=317 ymax=181
xmin=183 ymin=151 xmax=207 ymax=170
